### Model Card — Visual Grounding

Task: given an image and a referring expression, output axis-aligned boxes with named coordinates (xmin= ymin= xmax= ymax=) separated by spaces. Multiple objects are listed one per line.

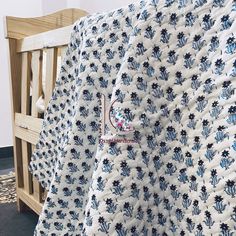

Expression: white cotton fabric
xmin=30 ymin=0 xmax=236 ymax=235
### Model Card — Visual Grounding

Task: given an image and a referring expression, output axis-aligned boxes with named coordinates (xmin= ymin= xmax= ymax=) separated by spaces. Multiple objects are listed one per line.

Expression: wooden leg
xmin=17 ymin=198 xmax=30 ymax=212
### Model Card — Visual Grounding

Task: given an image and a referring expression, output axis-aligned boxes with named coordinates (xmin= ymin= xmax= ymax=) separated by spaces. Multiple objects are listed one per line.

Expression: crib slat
xmin=60 ymin=46 xmax=67 ymax=59
xmin=21 ymin=52 xmax=31 ymax=114
xmin=45 ymin=48 xmax=58 ymax=106
xmin=33 ymin=178 xmax=42 ymax=203
xmin=31 ymin=144 xmax=43 ymax=203
xmin=21 ymin=52 xmax=33 ymax=194
xmin=31 ymin=50 xmax=44 ymax=202
xmin=7 ymin=39 xmax=24 ymax=194
xmin=59 ymin=47 xmax=67 ymax=78
xmin=31 ymin=51 xmax=43 ymax=117
xmin=21 ymin=143 xmax=32 ymax=194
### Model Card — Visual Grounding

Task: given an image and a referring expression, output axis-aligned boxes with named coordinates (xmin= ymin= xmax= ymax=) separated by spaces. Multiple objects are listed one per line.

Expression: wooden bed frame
xmin=4 ymin=8 xmax=88 ymax=215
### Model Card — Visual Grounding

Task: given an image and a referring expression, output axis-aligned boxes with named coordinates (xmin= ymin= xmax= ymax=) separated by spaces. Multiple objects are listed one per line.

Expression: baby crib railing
xmin=4 ymin=8 xmax=88 ymax=214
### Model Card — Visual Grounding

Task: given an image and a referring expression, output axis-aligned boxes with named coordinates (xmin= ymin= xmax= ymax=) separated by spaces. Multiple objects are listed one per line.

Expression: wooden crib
xmin=4 ymin=8 xmax=88 ymax=215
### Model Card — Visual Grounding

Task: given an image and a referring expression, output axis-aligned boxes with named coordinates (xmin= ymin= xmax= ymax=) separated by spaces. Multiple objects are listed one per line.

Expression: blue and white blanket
xmin=30 ymin=0 xmax=236 ymax=235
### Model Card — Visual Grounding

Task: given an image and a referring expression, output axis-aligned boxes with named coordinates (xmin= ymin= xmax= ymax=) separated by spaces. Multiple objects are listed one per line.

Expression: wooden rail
xmin=5 ymin=8 xmax=88 ymax=214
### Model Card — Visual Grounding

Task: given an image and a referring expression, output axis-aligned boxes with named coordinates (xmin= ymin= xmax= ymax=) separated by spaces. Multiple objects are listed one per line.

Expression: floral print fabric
xmin=30 ymin=0 xmax=236 ymax=235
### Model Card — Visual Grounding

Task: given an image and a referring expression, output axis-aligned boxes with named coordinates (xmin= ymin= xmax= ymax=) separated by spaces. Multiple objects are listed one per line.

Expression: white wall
xmin=67 ymin=0 xmax=137 ymax=13
xmin=42 ymin=0 xmax=67 ymax=15
xmin=41 ymin=0 xmax=138 ymax=14
xmin=0 ymin=0 xmax=43 ymax=148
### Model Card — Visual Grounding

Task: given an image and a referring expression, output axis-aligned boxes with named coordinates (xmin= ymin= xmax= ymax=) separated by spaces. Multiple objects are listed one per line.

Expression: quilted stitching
xmin=30 ymin=0 xmax=236 ymax=235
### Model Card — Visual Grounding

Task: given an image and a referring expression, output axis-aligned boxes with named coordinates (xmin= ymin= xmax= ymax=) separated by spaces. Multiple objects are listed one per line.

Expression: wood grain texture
xmin=31 ymin=51 xmax=43 ymax=116
xmin=15 ymin=125 xmax=40 ymax=146
xmin=15 ymin=113 xmax=42 ymax=135
xmin=5 ymin=8 xmax=88 ymax=214
xmin=17 ymin=26 xmax=72 ymax=52
xmin=18 ymin=188 xmax=43 ymax=214
xmin=6 ymin=39 xmax=24 ymax=211
xmin=45 ymin=48 xmax=58 ymax=106
xmin=21 ymin=52 xmax=33 ymax=194
xmin=31 ymin=50 xmax=43 ymax=202
xmin=4 ymin=8 xmax=88 ymax=39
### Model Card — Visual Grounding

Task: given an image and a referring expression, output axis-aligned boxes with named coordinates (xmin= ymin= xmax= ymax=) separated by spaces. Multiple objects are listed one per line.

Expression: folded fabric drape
xmin=30 ymin=0 xmax=236 ymax=235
